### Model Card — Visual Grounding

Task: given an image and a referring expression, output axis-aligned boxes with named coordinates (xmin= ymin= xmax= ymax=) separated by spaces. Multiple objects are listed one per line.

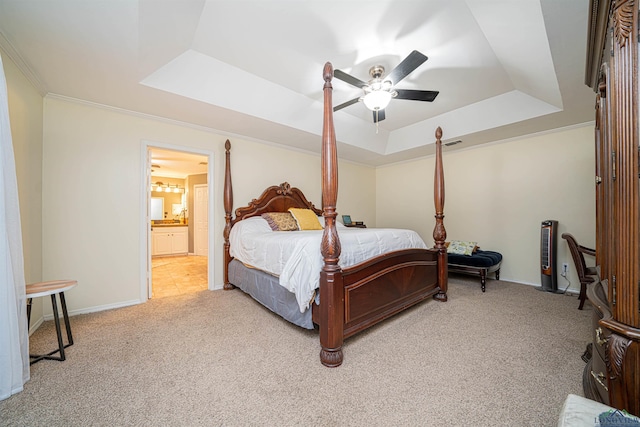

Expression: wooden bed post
xmin=433 ymin=127 xmax=448 ymax=301
xmin=319 ymin=62 xmax=344 ymax=367
xmin=223 ymin=139 xmax=234 ymax=290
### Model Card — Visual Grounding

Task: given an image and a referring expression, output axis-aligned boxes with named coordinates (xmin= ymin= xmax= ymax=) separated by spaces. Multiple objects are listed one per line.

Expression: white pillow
xmin=233 ymin=216 xmax=272 ymax=234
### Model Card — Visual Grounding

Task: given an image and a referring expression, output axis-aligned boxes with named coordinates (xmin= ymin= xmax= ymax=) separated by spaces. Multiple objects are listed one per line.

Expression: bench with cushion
xmin=447 ymin=245 xmax=502 ymax=292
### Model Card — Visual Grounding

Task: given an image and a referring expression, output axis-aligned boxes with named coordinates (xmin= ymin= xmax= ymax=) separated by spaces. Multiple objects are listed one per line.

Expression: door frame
xmin=139 ymin=140 xmax=215 ymax=302
xmin=193 ymin=184 xmax=208 ymax=256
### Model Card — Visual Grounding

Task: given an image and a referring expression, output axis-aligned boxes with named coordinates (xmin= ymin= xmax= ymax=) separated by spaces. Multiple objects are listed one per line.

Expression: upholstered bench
xmin=448 ymin=250 xmax=503 ymax=292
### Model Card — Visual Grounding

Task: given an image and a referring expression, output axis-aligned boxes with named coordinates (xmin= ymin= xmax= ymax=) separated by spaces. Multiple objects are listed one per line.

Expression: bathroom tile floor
xmin=152 ymin=255 xmax=208 ymax=298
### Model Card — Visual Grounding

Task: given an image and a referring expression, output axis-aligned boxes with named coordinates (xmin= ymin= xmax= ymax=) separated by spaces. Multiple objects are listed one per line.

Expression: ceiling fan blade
xmin=373 ymin=109 xmax=386 ymax=123
xmin=387 ymin=50 xmax=428 ymax=85
xmin=333 ymin=97 xmax=361 ymax=112
xmin=334 ymin=69 xmax=368 ymax=88
xmin=395 ymin=89 xmax=439 ymax=102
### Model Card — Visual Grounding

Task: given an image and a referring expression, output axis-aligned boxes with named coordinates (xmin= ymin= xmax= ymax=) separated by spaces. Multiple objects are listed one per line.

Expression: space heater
xmin=540 ymin=220 xmax=560 ymax=293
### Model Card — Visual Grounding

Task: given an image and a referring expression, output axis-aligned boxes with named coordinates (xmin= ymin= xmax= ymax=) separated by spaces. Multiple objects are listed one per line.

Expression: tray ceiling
xmin=0 ymin=0 xmax=594 ymax=166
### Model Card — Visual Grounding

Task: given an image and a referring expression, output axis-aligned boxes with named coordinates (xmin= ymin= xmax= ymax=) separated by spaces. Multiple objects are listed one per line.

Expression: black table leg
xmin=29 ymin=291 xmax=74 ymax=365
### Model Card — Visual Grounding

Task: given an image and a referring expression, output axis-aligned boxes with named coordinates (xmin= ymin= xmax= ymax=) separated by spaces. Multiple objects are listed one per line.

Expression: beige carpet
xmin=0 ymin=275 xmax=591 ymax=426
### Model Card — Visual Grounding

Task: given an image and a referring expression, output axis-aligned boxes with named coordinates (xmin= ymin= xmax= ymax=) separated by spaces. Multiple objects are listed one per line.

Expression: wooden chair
xmin=561 ymin=233 xmax=597 ymax=310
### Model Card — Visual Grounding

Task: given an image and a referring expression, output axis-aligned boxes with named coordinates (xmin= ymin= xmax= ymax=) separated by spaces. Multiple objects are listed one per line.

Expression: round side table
xmin=26 ymin=280 xmax=77 ymax=364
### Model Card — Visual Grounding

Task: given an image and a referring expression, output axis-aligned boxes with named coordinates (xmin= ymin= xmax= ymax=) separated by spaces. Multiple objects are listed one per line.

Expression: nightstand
xmin=345 ymin=223 xmax=366 ymax=228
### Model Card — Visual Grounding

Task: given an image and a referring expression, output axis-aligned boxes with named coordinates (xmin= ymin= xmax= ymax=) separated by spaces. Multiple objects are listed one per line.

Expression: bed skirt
xmin=228 ymin=259 xmax=315 ymax=329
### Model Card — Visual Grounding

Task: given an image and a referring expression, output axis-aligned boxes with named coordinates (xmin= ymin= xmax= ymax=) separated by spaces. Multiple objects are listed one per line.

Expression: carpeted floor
xmin=1 ymin=275 xmax=592 ymax=426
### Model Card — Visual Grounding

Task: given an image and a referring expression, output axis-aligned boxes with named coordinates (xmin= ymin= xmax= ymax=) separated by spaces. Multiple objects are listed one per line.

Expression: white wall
xmin=3 ymin=52 xmax=44 ymax=326
xmin=41 ymin=96 xmax=375 ymax=315
xmin=376 ymin=125 xmax=595 ymax=291
xmin=4 ymin=53 xmax=43 ymax=285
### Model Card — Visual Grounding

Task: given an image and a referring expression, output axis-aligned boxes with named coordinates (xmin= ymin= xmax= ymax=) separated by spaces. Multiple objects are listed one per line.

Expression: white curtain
xmin=0 ymin=54 xmax=29 ymax=400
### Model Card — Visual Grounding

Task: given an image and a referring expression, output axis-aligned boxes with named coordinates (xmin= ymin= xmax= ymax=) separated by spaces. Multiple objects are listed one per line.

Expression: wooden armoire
xmin=584 ymin=0 xmax=640 ymax=416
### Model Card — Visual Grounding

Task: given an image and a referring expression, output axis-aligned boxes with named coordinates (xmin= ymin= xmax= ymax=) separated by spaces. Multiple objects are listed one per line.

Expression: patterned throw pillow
xmin=261 ymin=212 xmax=299 ymax=231
xmin=447 ymin=240 xmax=477 ymax=256
xmin=288 ymin=208 xmax=323 ymax=230
xmin=445 ymin=241 xmax=480 ymax=252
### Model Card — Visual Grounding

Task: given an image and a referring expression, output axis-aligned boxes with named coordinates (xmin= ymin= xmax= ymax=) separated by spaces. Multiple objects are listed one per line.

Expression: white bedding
xmin=229 ymin=216 xmax=429 ymax=313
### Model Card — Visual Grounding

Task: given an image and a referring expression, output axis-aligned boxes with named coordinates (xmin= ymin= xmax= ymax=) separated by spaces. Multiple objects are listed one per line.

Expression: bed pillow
xmin=233 ymin=216 xmax=273 ymax=234
xmin=261 ymin=212 xmax=299 ymax=231
xmin=445 ymin=241 xmax=479 ymax=252
xmin=288 ymin=208 xmax=323 ymax=230
xmin=447 ymin=240 xmax=477 ymax=256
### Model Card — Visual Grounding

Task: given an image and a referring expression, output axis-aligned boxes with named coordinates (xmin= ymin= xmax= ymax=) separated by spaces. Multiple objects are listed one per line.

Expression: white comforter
xmin=229 ymin=216 xmax=428 ymax=313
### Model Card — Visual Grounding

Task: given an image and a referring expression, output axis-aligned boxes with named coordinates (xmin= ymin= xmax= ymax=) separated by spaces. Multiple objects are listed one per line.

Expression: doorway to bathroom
xmin=143 ymin=144 xmax=213 ymax=300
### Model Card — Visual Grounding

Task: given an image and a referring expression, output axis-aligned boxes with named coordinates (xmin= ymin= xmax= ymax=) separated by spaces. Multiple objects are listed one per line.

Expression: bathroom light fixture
xmin=151 ymin=182 xmax=185 ymax=193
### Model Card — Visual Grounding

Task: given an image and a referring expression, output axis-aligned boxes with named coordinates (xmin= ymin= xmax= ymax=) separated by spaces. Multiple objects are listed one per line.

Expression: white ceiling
xmin=150 ymin=148 xmax=208 ymax=179
xmin=0 ymin=0 xmax=594 ymax=167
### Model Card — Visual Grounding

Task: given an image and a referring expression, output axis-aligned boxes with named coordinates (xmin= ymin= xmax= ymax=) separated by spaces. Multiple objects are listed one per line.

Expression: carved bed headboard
xmin=222 ymin=139 xmax=324 ymax=289
xmin=231 ymin=182 xmax=322 ymax=227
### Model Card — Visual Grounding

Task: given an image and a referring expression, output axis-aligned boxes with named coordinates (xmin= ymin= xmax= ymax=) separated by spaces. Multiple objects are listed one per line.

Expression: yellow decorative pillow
xmin=288 ymin=208 xmax=323 ymax=230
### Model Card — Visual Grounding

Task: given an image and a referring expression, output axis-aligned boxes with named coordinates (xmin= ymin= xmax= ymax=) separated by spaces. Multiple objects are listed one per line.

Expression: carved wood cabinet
xmin=584 ymin=0 xmax=640 ymax=416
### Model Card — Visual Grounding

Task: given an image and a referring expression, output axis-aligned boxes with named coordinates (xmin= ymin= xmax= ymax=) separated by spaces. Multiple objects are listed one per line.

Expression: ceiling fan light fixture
xmin=363 ymin=90 xmax=394 ymax=111
xmin=333 ymin=51 xmax=436 ymax=121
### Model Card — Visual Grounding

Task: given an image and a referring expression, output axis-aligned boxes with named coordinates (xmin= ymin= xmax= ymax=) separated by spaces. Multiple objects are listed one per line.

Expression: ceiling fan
xmin=333 ymin=50 xmax=439 ymax=123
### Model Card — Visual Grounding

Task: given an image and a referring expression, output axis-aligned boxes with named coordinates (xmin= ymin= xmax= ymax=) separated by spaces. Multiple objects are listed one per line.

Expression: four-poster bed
xmin=223 ymin=62 xmax=448 ymax=367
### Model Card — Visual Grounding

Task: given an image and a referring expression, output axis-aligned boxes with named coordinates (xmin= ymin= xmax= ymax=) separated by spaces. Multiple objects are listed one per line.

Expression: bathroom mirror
xmin=151 ymin=197 xmax=164 ymax=220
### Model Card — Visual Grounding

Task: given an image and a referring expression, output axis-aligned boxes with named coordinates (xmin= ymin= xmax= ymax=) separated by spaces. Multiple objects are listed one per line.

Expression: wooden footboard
xmin=312 ymin=248 xmax=440 ymax=338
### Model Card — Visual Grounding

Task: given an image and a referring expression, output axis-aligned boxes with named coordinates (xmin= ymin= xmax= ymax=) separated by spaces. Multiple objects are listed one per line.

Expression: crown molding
xmin=0 ymin=29 xmax=47 ymax=95
xmin=44 ymin=93 xmax=376 ymax=167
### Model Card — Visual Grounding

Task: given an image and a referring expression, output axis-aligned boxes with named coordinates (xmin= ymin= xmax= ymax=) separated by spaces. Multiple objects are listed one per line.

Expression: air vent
xmin=444 ymin=140 xmax=462 ymax=147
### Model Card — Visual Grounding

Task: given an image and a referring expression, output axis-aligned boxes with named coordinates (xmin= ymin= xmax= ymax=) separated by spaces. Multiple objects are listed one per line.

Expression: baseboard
xmin=43 ymin=298 xmax=143 ymax=321
xmin=28 ymin=316 xmax=44 ymax=336
xmin=471 ymin=275 xmax=580 ymax=295
xmin=525 ymin=282 xmax=580 ymax=295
